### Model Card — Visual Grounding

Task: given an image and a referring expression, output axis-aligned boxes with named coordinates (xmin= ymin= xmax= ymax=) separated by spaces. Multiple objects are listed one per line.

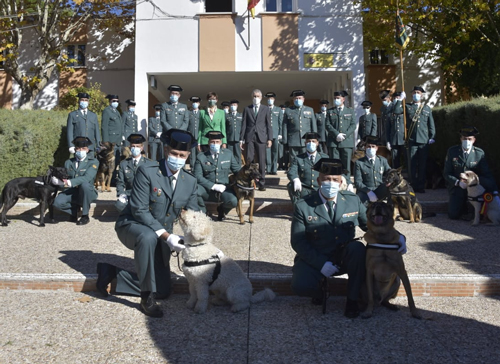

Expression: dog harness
xmin=366 ymin=243 xmax=400 ymax=250
xmin=468 ymin=191 xmax=494 ymax=215
xmin=183 ymin=251 xmax=224 ymax=286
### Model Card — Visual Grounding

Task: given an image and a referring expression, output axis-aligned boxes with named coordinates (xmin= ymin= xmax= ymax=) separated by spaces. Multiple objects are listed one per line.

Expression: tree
xmin=0 ymin=0 xmax=134 ymax=109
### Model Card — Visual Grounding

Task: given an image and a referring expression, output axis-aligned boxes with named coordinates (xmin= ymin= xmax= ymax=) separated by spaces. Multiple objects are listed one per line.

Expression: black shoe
xmin=259 ymin=186 xmax=266 ymax=191
xmin=216 ymin=205 xmax=225 ymax=221
xmin=269 ymin=172 xmax=278 ymax=175
xmin=69 ymin=215 xmax=78 ymax=223
xmin=141 ymin=293 xmax=163 ymax=318
xmin=311 ymin=296 xmax=323 ymax=306
xmin=344 ymin=298 xmax=360 ymax=318
xmin=77 ymin=215 xmax=90 ymax=225
xmin=96 ymin=263 xmax=116 ymax=298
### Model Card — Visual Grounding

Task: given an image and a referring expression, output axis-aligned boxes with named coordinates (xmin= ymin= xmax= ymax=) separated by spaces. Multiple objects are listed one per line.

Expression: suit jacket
xmin=101 ymin=106 xmax=123 ymax=145
xmin=358 ymin=113 xmax=377 ymax=140
xmin=67 ymin=109 xmax=101 ymax=150
xmin=122 ymin=111 xmax=138 ymax=144
xmin=325 ymin=107 xmax=356 ymax=148
xmin=287 ymin=151 xmax=329 ymax=190
xmin=225 ymin=112 xmax=243 ymax=143
xmin=393 ymin=101 xmax=435 ymax=144
xmin=291 ymin=190 xmax=367 ymax=270
xmin=269 ymin=105 xmax=283 ymax=139
xmin=116 ymin=157 xmax=158 ymax=196
xmin=188 ymin=110 xmax=201 ymax=142
xmin=354 ymin=155 xmax=391 ymax=193
xmin=194 ymin=148 xmax=240 ymax=190
xmin=64 ymin=155 xmax=99 ymax=188
xmin=160 ymin=102 xmax=189 ymax=131
xmin=282 ymin=106 xmax=317 ymax=147
xmin=148 ymin=116 xmax=163 ymax=143
xmin=198 ymin=108 xmax=227 ymax=145
xmin=315 ymin=112 xmax=328 ymax=142
xmin=240 ymin=104 xmax=273 ymax=144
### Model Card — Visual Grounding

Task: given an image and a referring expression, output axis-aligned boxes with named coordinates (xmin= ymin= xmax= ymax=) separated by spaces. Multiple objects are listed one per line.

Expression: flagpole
xmin=248 ymin=11 xmax=251 ymax=49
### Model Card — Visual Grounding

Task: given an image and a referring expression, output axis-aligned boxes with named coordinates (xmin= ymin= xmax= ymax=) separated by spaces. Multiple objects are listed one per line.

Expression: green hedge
xmin=431 ymin=96 xmax=500 ymax=185
xmin=0 ymin=109 xmax=69 ymax=191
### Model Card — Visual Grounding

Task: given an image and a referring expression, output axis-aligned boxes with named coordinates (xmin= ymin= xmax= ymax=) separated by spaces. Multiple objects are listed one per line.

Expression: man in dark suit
xmin=95 ymin=129 xmax=199 ymax=318
xmin=240 ymin=89 xmax=273 ymax=191
xmin=67 ymin=92 xmax=101 ymax=156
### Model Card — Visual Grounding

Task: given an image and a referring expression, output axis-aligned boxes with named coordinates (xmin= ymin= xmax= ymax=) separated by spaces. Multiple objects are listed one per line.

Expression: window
xmin=67 ymin=44 xmax=86 ymax=67
xmin=205 ymin=0 xmax=232 ymax=12
xmin=266 ymin=0 xmax=294 ymax=12
xmin=0 ymin=49 xmax=6 ymax=69
xmin=369 ymin=49 xmax=389 ymax=65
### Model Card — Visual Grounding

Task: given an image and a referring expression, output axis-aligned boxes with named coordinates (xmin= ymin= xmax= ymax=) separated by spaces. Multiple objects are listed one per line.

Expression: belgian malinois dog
xmin=383 ymin=167 xmax=422 ymax=223
xmin=361 ymin=202 xmax=421 ymax=319
xmin=95 ymin=142 xmax=116 ymax=192
xmin=229 ymin=163 xmax=261 ymax=225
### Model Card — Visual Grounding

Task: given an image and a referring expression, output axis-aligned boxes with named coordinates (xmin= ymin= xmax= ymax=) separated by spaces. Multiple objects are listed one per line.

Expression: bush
xmin=0 ymin=109 xmax=68 ymax=191
xmin=431 ymin=95 xmax=500 ymax=185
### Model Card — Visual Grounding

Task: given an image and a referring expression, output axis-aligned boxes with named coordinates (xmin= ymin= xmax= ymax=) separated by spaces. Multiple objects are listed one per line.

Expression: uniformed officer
xmin=221 ymin=101 xmax=231 ymax=114
xmin=357 ymin=101 xmax=377 ymax=143
xmin=52 ymin=137 xmax=99 ymax=225
xmin=353 ymin=136 xmax=391 ymax=205
xmin=315 ymin=100 xmax=329 ymax=154
xmin=101 ymin=94 xmax=123 ymax=156
xmin=278 ymin=104 xmax=289 ymax=170
xmin=115 ymin=134 xmax=157 ymax=211
xmin=195 ymin=131 xmax=241 ymax=221
xmin=379 ymin=89 xmax=393 ymax=144
xmin=325 ymin=91 xmax=356 ymax=175
xmin=282 ymin=90 xmax=317 ymax=159
xmin=443 ymin=126 xmax=499 ymax=220
xmin=386 ymin=91 xmax=407 ymax=169
xmin=96 ymin=129 xmax=199 ymax=318
xmin=148 ymin=104 xmax=163 ymax=161
xmin=67 ymin=92 xmax=101 ymax=156
xmin=161 ymin=85 xmax=189 ymax=132
xmin=188 ymin=96 xmax=201 ymax=169
xmin=394 ymin=86 xmax=436 ymax=192
xmin=225 ymin=99 xmax=243 ymax=166
xmin=265 ymin=92 xmax=283 ymax=175
xmin=287 ymin=132 xmax=329 ymax=205
xmin=122 ymin=99 xmax=138 ymax=147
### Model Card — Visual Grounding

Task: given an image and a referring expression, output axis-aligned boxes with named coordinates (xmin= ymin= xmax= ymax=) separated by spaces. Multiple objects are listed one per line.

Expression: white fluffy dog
xmin=460 ymin=171 xmax=500 ymax=226
xmin=179 ymin=210 xmax=275 ymax=314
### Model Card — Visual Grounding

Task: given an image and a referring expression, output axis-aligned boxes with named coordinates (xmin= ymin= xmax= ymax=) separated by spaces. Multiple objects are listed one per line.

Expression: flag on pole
xmin=248 ymin=0 xmax=260 ymax=19
xmin=395 ymin=13 xmax=410 ymax=49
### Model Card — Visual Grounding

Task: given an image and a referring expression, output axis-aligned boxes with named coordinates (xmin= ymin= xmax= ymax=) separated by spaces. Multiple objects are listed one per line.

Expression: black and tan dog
xmin=0 ymin=166 xmax=69 ymax=227
xmin=95 ymin=142 xmax=116 ymax=192
xmin=229 ymin=163 xmax=261 ymax=225
xmin=383 ymin=167 xmax=422 ymax=223
xmin=361 ymin=201 xmax=421 ymax=319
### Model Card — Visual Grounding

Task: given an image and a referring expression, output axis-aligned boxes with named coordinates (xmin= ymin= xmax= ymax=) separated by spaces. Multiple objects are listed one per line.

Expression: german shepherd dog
xmin=229 ymin=163 xmax=261 ymax=225
xmin=383 ymin=167 xmax=422 ymax=223
xmin=362 ymin=202 xmax=421 ymax=319
xmin=95 ymin=142 xmax=116 ymax=192
xmin=0 ymin=166 xmax=69 ymax=227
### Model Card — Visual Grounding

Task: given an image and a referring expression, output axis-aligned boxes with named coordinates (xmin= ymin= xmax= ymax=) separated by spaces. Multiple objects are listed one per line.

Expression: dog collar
xmin=366 ymin=243 xmax=400 ymax=250
xmin=236 ymin=183 xmax=255 ymax=191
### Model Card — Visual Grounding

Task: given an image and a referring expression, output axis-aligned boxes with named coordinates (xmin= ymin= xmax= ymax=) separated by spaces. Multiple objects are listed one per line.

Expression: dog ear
xmin=396 ymin=166 xmax=403 ymax=173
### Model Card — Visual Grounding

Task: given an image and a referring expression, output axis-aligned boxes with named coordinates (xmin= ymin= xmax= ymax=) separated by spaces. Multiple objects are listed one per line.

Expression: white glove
xmin=356 ymin=138 xmax=361 ymax=146
xmin=212 ymin=184 xmax=226 ymax=193
xmin=118 ymin=194 xmax=128 ymax=204
xmin=367 ymin=190 xmax=378 ymax=202
xmin=336 ymin=133 xmax=345 ymax=142
xmin=347 ymin=183 xmax=355 ymax=193
xmin=386 ymin=142 xmax=392 ymax=151
xmin=458 ymin=181 xmax=467 ymax=189
xmin=156 ymin=132 xmax=161 ymax=138
xmin=320 ymin=261 xmax=339 ymax=277
xmin=122 ymin=136 xmax=126 ymax=141
xmin=278 ymin=135 xmax=282 ymax=140
xmin=166 ymin=234 xmax=185 ymax=253
xmin=398 ymin=234 xmax=407 ymax=254
xmin=401 ymin=91 xmax=406 ymax=100
xmin=428 ymin=138 xmax=435 ymax=144
xmin=293 ymin=178 xmax=302 ymax=192
xmin=51 ymin=176 xmax=64 ymax=186
xmin=69 ymin=147 xmax=75 ymax=154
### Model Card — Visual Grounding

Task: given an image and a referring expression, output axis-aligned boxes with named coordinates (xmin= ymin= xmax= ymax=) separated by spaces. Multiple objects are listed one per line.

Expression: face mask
xmin=131 ymin=147 xmax=141 ymax=157
xmin=294 ymin=99 xmax=303 ymax=107
xmin=155 ymin=111 xmax=160 ymax=117
xmin=321 ymin=106 xmax=327 ymax=112
xmin=365 ymin=147 xmax=376 ymax=159
xmin=334 ymin=99 xmax=342 ymax=107
xmin=209 ymin=143 xmax=221 ymax=153
xmin=224 ymin=109 xmax=229 ymax=114
xmin=75 ymin=150 xmax=87 ymax=160
xmin=306 ymin=142 xmax=317 ymax=153
xmin=167 ymin=155 xmax=186 ymax=172
xmin=111 ymin=102 xmax=119 ymax=109
xmin=382 ymin=100 xmax=390 ymax=107
xmin=413 ymin=93 xmax=421 ymax=102
xmin=462 ymin=139 xmax=473 ymax=150
xmin=208 ymin=100 xmax=217 ymax=107
xmin=281 ymin=109 xmax=285 ymax=114
xmin=129 ymin=108 xmax=135 ymax=113
xmin=192 ymin=103 xmax=199 ymax=109
xmin=320 ymin=181 xmax=340 ymax=199
xmin=79 ymin=101 xmax=88 ymax=109
xmin=230 ymin=105 xmax=237 ymax=112
xmin=170 ymin=95 xmax=179 ymax=103
xmin=364 ymin=108 xmax=370 ymax=115
xmin=253 ymin=97 xmax=261 ymax=105
xmin=268 ymin=99 xmax=274 ymax=106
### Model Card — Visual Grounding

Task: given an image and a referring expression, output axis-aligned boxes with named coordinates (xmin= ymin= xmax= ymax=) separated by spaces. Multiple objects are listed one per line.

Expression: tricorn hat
xmin=413 ymin=86 xmax=425 ymax=93
xmin=319 ymin=100 xmax=330 ymax=105
xmin=153 ymin=103 xmax=162 ymax=110
xmin=313 ymin=158 xmax=344 ymax=175
xmin=161 ymin=129 xmax=196 ymax=150
xmin=265 ymin=92 xmax=276 ymax=98
xmin=72 ymin=136 xmax=92 ymax=148
xmin=77 ymin=92 xmax=90 ymax=99
xmin=106 ymin=94 xmax=119 ymax=100
xmin=189 ymin=96 xmax=201 ymax=102
xmin=302 ymin=132 xmax=321 ymax=141
xmin=363 ymin=135 xmax=382 ymax=146
xmin=459 ymin=126 xmax=479 ymax=137
xmin=205 ymin=131 xmax=225 ymax=140
xmin=127 ymin=133 xmax=146 ymax=144
xmin=290 ymin=90 xmax=305 ymax=97
xmin=125 ymin=99 xmax=136 ymax=106
xmin=230 ymin=99 xmax=239 ymax=104
xmin=361 ymin=101 xmax=373 ymax=107
xmin=379 ymin=90 xmax=391 ymax=100
xmin=221 ymin=101 xmax=231 ymax=107
xmin=168 ymin=85 xmax=183 ymax=92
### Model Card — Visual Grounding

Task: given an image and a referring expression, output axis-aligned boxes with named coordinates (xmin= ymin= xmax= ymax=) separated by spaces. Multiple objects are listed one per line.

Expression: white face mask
xmin=306 ymin=142 xmax=317 ymax=153
xmin=192 ymin=103 xmax=199 ymax=109
xmin=267 ymin=99 xmax=274 ymax=106
xmin=320 ymin=181 xmax=340 ymax=199
xmin=253 ymin=97 xmax=261 ymax=105
xmin=382 ymin=100 xmax=390 ymax=107
xmin=365 ymin=147 xmax=376 ymax=159
xmin=462 ymin=139 xmax=473 ymax=150
xmin=131 ymin=147 xmax=141 ymax=157
xmin=321 ymin=106 xmax=327 ymax=112
xmin=364 ymin=108 xmax=371 ymax=115
xmin=413 ymin=93 xmax=422 ymax=102
xmin=334 ymin=99 xmax=342 ymax=107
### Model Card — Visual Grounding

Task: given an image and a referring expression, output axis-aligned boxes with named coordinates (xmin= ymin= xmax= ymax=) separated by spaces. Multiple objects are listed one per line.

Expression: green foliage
xmin=431 ymin=95 xmax=500 ymax=183
xmin=0 ymin=109 xmax=68 ymax=191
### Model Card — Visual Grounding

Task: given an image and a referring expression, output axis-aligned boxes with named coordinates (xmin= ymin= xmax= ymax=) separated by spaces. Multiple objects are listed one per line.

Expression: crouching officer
xmin=195 ymin=131 xmax=241 ymax=221
xmin=52 ymin=137 xmax=99 ymax=225
xmin=115 ymin=134 xmax=157 ymax=211
xmin=96 ymin=129 xmax=199 ymax=318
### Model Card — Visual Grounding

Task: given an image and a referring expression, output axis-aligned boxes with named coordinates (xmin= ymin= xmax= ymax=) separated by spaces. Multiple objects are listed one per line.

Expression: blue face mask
xmin=79 ymin=101 xmax=88 ymax=109
xmin=75 ymin=150 xmax=87 ymax=160
xmin=365 ymin=147 xmax=376 ymax=159
xmin=462 ymin=139 xmax=473 ymax=150
xmin=294 ymin=99 xmax=303 ymax=107
xmin=382 ymin=100 xmax=390 ymax=107
xmin=192 ymin=103 xmax=199 ymax=109
xmin=413 ymin=93 xmax=421 ymax=102
xmin=111 ymin=102 xmax=119 ymax=109
xmin=306 ymin=142 xmax=317 ymax=153
xmin=334 ymin=99 xmax=342 ymax=107
xmin=129 ymin=108 xmax=135 ymax=113
xmin=155 ymin=111 xmax=160 ymax=117
xmin=131 ymin=147 xmax=141 ymax=157
xmin=321 ymin=106 xmax=327 ymax=112
xmin=167 ymin=155 xmax=186 ymax=172
xmin=170 ymin=95 xmax=179 ymax=103
xmin=210 ymin=143 xmax=221 ymax=153
xmin=320 ymin=181 xmax=340 ymax=199
xmin=268 ymin=99 xmax=274 ymax=106
xmin=230 ymin=105 xmax=237 ymax=112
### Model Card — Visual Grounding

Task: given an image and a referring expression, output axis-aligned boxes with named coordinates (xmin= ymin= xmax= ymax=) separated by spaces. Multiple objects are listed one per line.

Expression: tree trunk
xmin=19 ymin=87 xmax=38 ymax=110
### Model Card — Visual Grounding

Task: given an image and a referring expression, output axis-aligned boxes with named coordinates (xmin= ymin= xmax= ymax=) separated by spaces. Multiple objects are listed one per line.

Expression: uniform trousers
xmin=149 ymin=139 xmax=164 ymax=161
xmin=390 ymin=144 xmax=406 ymax=169
xmin=197 ymin=186 xmax=238 ymax=215
xmin=53 ymin=184 xmax=98 ymax=215
xmin=328 ymin=147 xmax=353 ymax=176
xmin=447 ymin=186 xmax=469 ymax=219
xmin=227 ymin=141 xmax=242 ymax=166
xmin=265 ymin=138 xmax=279 ymax=174
xmin=408 ymin=142 xmax=428 ymax=190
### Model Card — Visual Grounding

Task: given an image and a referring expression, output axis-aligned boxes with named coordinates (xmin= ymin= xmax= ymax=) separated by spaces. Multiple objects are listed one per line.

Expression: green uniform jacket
xmin=393 ymin=101 xmax=435 ymax=144
xmin=148 ymin=116 xmax=162 ymax=143
xmin=358 ymin=113 xmax=377 ymax=140
xmin=116 ymin=157 xmax=158 ymax=197
xmin=225 ymin=112 xmax=243 ymax=143
xmin=325 ymin=107 xmax=356 ymax=148
xmin=315 ymin=112 xmax=327 ymax=142
xmin=160 ymin=102 xmax=189 ymax=131
xmin=443 ymin=145 xmax=498 ymax=191
xmin=198 ymin=108 xmax=227 ymax=145
xmin=122 ymin=111 xmax=138 ymax=143
xmin=194 ymin=149 xmax=240 ymax=190
xmin=64 ymin=155 xmax=99 ymax=189
xmin=67 ymin=109 xmax=101 ymax=151
xmin=101 ymin=106 xmax=123 ymax=145
xmin=282 ymin=106 xmax=317 ymax=147
xmin=291 ymin=190 xmax=367 ymax=270
xmin=287 ymin=152 xmax=329 ymax=190
xmin=188 ymin=110 xmax=201 ymax=141
xmin=386 ymin=103 xmax=406 ymax=146
xmin=269 ymin=105 xmax=283 ymax=139
xmin=354 ymin=155 xmax=391 ymax=193
xmin=380 ymin=103 xmax=394 ymax=129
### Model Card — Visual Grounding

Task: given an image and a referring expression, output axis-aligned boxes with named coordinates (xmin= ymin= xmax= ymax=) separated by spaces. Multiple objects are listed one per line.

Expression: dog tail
xmin=250 ymin=288 xmax=276 ymax=304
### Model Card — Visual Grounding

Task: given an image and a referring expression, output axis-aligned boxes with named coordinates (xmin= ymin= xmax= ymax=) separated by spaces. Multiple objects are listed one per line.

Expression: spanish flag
xmin=248 ymin=0 xmax=260 ymax=19
xmin=395 ymin=13 xmax=410 ymax=49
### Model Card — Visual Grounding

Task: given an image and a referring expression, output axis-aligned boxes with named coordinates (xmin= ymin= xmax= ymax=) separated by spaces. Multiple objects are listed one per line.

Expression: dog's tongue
xmin=386 ymin=183 xmax=391 ymax=187
xmin=373 ymin=215 xmax=384 ymax=225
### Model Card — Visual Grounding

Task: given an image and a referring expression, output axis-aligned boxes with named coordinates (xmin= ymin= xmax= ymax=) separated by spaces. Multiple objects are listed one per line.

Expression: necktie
xmin=133 ymin=159 xmax=138 ymax=168
xmin=327 ymin=200 xmax=335 ymax=220
xmin=464 ymin=152 xmax=468 ymax=160
xmin=370 ymin=159 xmax=374 ymax=166
xmin=169 ymin=175 xmax=176 ymax=190
xmin=310 ymin=155 xmax=315 ymax=163
xmin=254 ymin=106 xmax=258 ymax=116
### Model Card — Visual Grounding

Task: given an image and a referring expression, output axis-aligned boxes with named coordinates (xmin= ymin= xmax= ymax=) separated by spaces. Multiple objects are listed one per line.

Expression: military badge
xmin=342 ymin=211 xmax=358 ymax=218
xmin=154 ymin=187 xmax=158 ymax=192
xmin=92 ymin=165 xmax=97 ymax=169
xmin=307 ymin=216 xmax=313 ymax=221
xmin=157 ymin=189 xmax=162 ymax=196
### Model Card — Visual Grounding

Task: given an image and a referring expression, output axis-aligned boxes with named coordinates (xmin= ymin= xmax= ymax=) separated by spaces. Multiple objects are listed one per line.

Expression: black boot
xmin=216 ymin=205 xmax=225 ymax=221
xmin=96 ymin=263 xmax=117 ymax=298
xmin=77 ymin=215 xmax=90 ymax=225
xmin=344 ymin=298 xmax=360 ymax=318
xmin=140 ymin=292 xmax=163 ymax=318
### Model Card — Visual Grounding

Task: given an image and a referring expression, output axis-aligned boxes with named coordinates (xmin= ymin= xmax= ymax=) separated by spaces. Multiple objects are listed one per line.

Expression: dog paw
xmin=248 ymin=219 xmax=254 ymax=224
xmin=360 ymin=310 xmax=373 ymax=319
xmin=239 ymin=221 xmax=246 ymax=225
xmin=411 ymin=309 xmax=422 ymax=319
xmin=194 ymin=305 xmax=207 ymax=314
xmin=381 ymin=301 xmax=399 ymax=311
xmin=186 ymin=300 xmax=196 ymax=309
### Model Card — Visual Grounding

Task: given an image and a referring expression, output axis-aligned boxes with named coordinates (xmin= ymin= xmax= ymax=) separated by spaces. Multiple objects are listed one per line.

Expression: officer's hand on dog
xmin=68 ymin=147 xmax=75 ymax=154
xmin=458 ymin=181 xmax=467 ymax=189
xmin=166 ymin=234 xmax=185 ymax=252
xmin=398 ymin=234 xmax=407 ymax=255
xmin=367 ymin=191 xmax=378 ymax=202
xmin=321 ymin=262 xmax=339 ymax=277
xmin=51 ymin=176 xmax=64 ymax=186
xmin=118 ymin=194 xmax=128 ymax=204
xmin=212 ymin=184 xmax=226 ymax=193
xmin=293 ymin=178 xmax=302 ymax=192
